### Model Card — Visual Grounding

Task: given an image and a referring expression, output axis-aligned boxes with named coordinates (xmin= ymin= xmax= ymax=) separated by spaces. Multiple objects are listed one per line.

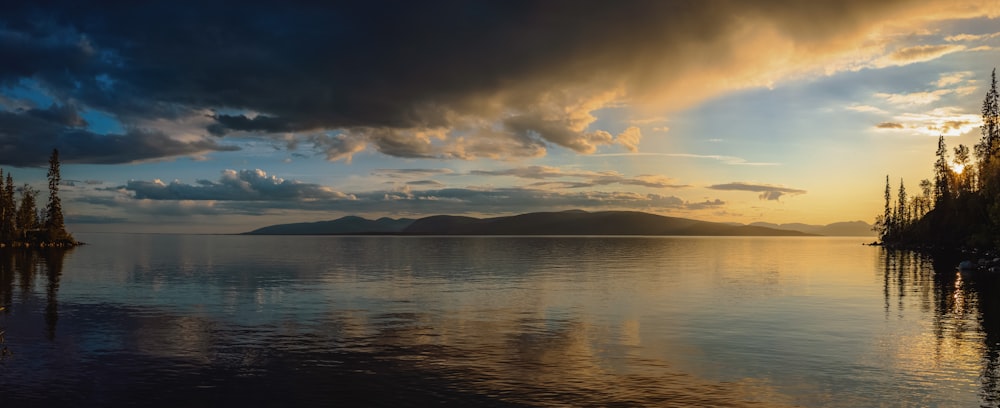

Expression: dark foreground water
xmin=0 ymin=234 xmax=996 ymax=406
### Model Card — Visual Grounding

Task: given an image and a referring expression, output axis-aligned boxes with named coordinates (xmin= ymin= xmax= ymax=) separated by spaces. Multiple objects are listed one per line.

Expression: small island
xmin=875 ymin=68 xmax=999 ymax=254
xmin=0 ymin=149 xmax=77 ymax=248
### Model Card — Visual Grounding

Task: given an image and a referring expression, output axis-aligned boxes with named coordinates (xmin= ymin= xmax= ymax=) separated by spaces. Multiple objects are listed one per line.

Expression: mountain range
xmin=747 ymin=221 xmax=873 ymax=237
xmin=244 ymin=210 xmax=874 ymax=237
xmin=245 ymin=216 xmax=415 ymax=235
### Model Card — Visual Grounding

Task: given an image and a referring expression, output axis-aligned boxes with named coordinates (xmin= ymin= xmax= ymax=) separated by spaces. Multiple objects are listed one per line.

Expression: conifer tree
xmin=953 ymin=144 xmax=972 ymax=194
xmin=918 ymin=178 xmax=933 ymax=216
xmin=16 ymin=184 xmax=38 ymax=241
xmin=875 ymin=68 xmax=1000 ymax=247
xmin=3 ymin=173 xmax=15 ymax=243
xmin=44 ymin=149 xmax=71 ymax=243
xmin=977 ymin=68 xmax=1000 ymax=189
xmin=877 ymin=174 xmax=892 ymax=239
xmin=897 ymin=179 xmax=908 ymax=228
xmin=983 ymin=69 xmax=999 ymax=157
xmin=0 ymin=169 xmax=9 ymax=244
xmin=934 ymin=135 xmax=951 ymax=205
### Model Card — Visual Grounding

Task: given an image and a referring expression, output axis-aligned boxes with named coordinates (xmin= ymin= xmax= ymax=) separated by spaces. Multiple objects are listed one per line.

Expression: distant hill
xmin=245 ymin=216 xmax=415 ymax=235
xmin=243 ymin=210 xmax=865 ymax=237
xmin=749 ymin=220 xmax=874 ymax=236
xmin=402 ymin=210 xmax=812 ymax=236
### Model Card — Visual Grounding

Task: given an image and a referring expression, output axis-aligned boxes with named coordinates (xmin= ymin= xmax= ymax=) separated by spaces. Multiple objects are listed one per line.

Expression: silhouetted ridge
xmin=245 ymin=211 xmax=823 ymax=236
xmin=245 ymin=216 xmax=415 ymax=235
xmin=401 ymin=215 xmax=481 ymax=234
xmin=749 ymin=220 xmax=874 ymax=236
xmin=401 ymin=211 xmax=813 ymax=236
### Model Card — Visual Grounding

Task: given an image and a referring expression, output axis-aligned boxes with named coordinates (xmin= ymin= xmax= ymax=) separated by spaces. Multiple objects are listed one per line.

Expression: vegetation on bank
xmin=875 ymin=68 xmax=1000 ymax=250
xmin=0 ymin=149 xmax=76 ymax=247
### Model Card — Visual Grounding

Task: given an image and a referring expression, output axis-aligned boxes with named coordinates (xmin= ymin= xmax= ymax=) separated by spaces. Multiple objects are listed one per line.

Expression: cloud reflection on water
xmin=4 ymin=235 xmax=1000 ymax=406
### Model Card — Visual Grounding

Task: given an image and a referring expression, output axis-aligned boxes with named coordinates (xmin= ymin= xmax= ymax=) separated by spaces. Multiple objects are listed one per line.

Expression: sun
xmin=952 ymin=163 xmax=965 ymax=174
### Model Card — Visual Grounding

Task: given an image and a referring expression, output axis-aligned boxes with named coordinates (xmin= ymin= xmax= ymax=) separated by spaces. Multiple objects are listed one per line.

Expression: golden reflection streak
xmin=364 ymin=313 xmax=798 ymax=407
xmin=877 ymin=250 xmax=986 ymax=401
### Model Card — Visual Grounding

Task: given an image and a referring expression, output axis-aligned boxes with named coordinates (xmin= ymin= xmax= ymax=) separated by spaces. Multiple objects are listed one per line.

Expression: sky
xmin=1 ymin=1 xmax=999 ymax=233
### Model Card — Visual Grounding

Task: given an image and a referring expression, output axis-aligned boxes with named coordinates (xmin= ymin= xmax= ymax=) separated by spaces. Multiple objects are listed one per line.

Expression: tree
xmin=977 ymin=68 xmax=1000 ymax=189
xmin=917 ymin=178 xmax=933 ymax=216
xmin=878 ymin=174 xmax=893 ymax=239
xmin=953 ymin=144 xmax=972 ymax=194
xmin=44 ymin=149 xmax=72 ymax=243
xmin=0 ymin=170 xmax=9 ymax=244
xmin=2 ymin=173 xmax=14 ymax=243
xmin=16 ymin=184 xmax=39 ymax=241
xmin=897 ymin=178 xmax=908 ymax=228
xmin=875 ymin=68 xmax=1000 ymax=249
xmin=934 ymin=135 xmax=952 ymax=205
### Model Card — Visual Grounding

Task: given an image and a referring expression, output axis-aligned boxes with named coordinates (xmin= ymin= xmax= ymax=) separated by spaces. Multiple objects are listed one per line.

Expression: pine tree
xmin=934 ymin=135 xmax=951 ymax=205
xmin=918 ymin=178 xmax=933 ymax=216
xmin=3 ymin=173 xmax=15 ymax=243
xmin=984 ymin=68 xmax=999 ymax=158
xmin=0 ymin=169 xmax=8 ymax=244
xmin=16 ymin=184 xmax=38 ymax=242
xmin=953 ymin=144 xmax=972 ymax=194
xmin=44 ymin=149 xmax=72 ymax=243
xmin=977 ymin=68 xmax=1000 ymax=189
xmin=897 ymin=179 xmax=908 ymax=228
xmin=875 ymin=68 xmax=1000 ymax=248
xmin=877 ymin=174 xmax=893 ymax=240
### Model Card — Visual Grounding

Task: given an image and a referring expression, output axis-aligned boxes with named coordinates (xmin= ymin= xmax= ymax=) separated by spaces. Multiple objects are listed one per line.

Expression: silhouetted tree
xmin=0 ymin=162 xmax=77 ymax=246
xmin=978 ymin=68 xmax=1000 ymax=199
xmin=878 ymin=68 xmax=1000 ymax=248
xmin=978 ymin=69 xmax=1000 ymax=163
xmin=0 ymin=171 xmax=13 ymax=245
xmin=16 ymin=185 xmax=39 ymax=241
xmin=954 ymin=144 xmax=973 ymax=194
xmin=914 ymin=178 xmax=933 ymax=218
xmin=875 ymin=174 xmax=893 ymax=239
xmin=44 ymin=149 xmax=72 ymax=244
xmin=934 ymin=135 xmax=952 ymax=206
xmin=897 ymin=178 xmax=908 ymax=228
xmin=2 ymin=174 xmax=10 ymax=244
xmin=919 ymin=178 xmax=933 ymax=200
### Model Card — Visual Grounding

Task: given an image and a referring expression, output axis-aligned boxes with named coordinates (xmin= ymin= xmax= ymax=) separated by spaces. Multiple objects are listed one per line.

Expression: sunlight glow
xmin=952 ymin=163 xmax=965 ymax=174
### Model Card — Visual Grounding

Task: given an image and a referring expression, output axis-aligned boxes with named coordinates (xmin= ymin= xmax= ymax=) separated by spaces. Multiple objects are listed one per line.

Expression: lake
xmin=0 ymin=234 xmax=994 ymax=406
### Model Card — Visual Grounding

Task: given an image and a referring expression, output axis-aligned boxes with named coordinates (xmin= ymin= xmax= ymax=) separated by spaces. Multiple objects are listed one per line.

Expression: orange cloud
xmin=885 ymin=44 xmax=967 ymax=64
xmin=616 ymin=127 xmax=642 ymax=152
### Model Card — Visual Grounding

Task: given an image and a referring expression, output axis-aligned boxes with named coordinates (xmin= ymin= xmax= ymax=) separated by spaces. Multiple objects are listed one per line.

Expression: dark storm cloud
xmin=0 ymin=0 xmax=919 ymax=162
xmin=708 ymin=182 xmax=806 ymax=201
xmin=26 ymin=104 xmax=87 ymax=127
xmin=0 ymin=108 xmax=238 ymax=166
xmin=0 ymin=21 xmax=103 ymax=87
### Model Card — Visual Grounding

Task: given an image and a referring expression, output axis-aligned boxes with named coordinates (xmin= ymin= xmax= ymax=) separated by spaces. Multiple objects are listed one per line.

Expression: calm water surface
xmin=0 ymin=234 xmax=995 ymax=406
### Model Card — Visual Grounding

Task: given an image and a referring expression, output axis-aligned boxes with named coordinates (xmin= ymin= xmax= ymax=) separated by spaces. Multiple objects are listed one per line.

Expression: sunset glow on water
xmin=1 ymin=234 xmax=994 ymax=406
